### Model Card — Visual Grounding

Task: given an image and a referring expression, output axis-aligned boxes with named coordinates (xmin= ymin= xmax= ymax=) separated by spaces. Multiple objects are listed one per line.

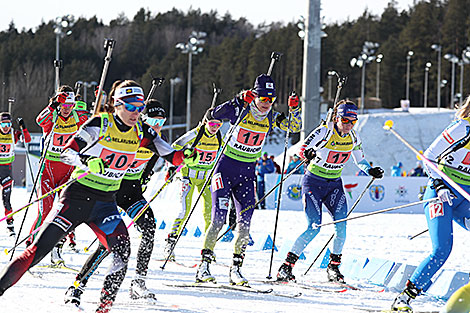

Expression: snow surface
xmin=0 ymin=185 xmax=465 ymax=313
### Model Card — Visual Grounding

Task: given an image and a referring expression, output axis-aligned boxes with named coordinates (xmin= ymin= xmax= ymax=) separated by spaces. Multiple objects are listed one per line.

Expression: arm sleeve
xmin=212 ymin=97 xmax=244 ymax=124
xmin=423 ymin=119 xmax=469 ymax=179
xmin=351 ymin=132 xmax=372 ymax=174
xmin=140 ymin=124 xmax=185 ymax=166
xmin=298 ymin=125 xmax=329 ymax=159
xmin=266 ymin=159 xmax=275 ymax=173
xmin=172 ymin=128 xmax=197 ymax=150
xmin=36 ymin=105 xmax=55 ymax=134
xmin=273 ymin=106 xmax=302 ymax=133
xmin=60 ymin=116 xmax=101 ymax=168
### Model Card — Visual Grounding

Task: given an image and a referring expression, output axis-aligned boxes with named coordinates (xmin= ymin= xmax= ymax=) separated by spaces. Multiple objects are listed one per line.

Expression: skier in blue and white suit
xmin=276 ymin=100 xmax=384 ymax=284
xmin=392 ymin=97 xmax=470 ymax=312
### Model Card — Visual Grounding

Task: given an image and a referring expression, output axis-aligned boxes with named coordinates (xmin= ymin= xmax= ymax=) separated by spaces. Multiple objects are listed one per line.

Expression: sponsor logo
xmin=218 ymin=197 xmax=229 ymax=210
xmin=104 ymin=136 xmax=111 ymax=142
xmin=287 ymin=184 xmax=302 ymax=200
xmin=369 ymin=185 xmax=385 ymax=202
xmin=102 ymin=214 xmax=122 ymax=223
xmin=344 ymin=183 xmax=358 ymax=199
xmin=266 ymin=82 xmax=274 ymax=89
xmin=52 ymin=216 xmax=72 ymax=232
xmin=396 ymin=186 xmax=408 ymax=197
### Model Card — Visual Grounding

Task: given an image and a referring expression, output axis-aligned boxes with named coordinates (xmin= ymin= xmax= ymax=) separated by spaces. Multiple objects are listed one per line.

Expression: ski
xmin=354 ymin=307 xmax=439 ymax=313
xmin=256 ymin=279 xmax=348 ymax=293
xmin=155 ymin=259 xmax=198 ymax=268
xmin=164 ymin=282 xmax=301 ymax=298
xmin=36 ymin=263 xmax=79 ymax=273
xmin=86 ymin=299 xmax=180 ymax=312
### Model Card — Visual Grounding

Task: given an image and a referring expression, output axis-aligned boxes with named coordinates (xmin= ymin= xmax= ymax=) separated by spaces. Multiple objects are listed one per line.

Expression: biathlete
xmin=392 ymin=96 xmax=470 ymax=312
xmin=0 ymin=80 xmax=197 ymax=313
xmin=195 ymin=74 xmax=301 ymax=285
xmin=164 ymin=109 xmax=223 ymax=260
xmin=63 ymin=99 xmax=171 ymax=305
xmin=276 ymin=100 xmax=384 ymax=283
xmin=0 ymin=113 xmax=31 ymax=236
xmin=30 ymin=85 xmax=89 ymax=263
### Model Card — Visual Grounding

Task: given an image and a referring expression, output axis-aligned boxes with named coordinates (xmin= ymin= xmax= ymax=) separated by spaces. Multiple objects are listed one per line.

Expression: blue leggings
xmin=290 ymin=171 xmax=347 ymax=256
xmin=410 ymin=180 xmax=470 ymax=290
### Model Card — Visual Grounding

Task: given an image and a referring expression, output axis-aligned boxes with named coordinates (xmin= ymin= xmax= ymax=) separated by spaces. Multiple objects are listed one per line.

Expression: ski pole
xmin=384 ymin=120 xmax=470 ymax=202
xmin=408 ymin=228 xmax=429 ymax=240
xmin=0 ymin=171 xmax=91 ymax=223
xmin=313 ymin=198 xmax=438 ymax=229
xmin=92 ymin=38 xmax=115 ymax=115
xmin=146 ymin=76 xmax=165 ymax=101
xmin=325 ymin=71 xmax=347 ymax=123
xmin=216 ymin=159 xmax=308 ymax=241
xmin=10 ymin=127 xmax=54 ymax=260
xmin=266 ymin=92 xmax=295 ymax=279
xmin=303 ymin=177 xmax=375 ymax=276
xmin=4 ymin=223 xmax=42 ymax=255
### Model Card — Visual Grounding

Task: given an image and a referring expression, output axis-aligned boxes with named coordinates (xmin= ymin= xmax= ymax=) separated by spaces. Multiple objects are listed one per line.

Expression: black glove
xmin=17 ymin=118 xmax=26 ymax=130
xmin=368 ymin=167 xmax=384 ymax=179
xmin=275 ymin=112 xmax=286 ymax=127
xmin=304 ymin=148 xmax=316 ymax=161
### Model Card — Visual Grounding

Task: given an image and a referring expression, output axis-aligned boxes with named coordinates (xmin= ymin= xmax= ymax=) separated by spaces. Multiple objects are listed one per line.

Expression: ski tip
xmin=383 ymin=120 xmax=394 ymax=130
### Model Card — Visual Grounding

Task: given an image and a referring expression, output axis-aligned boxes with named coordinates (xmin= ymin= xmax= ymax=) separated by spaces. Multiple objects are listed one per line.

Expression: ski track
xmin=0 ymin=187 xmax=461 ymax=312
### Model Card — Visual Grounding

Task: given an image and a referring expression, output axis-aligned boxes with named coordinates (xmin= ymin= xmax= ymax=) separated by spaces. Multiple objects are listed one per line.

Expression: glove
xmin=303 ymin=148 xmax=316 ymax=161
xmin=17 ymin=118 xmax=26 ymax=130
xmin=275 ymin=112 xmax=286 ymax=127
xmin=368 ymin=167 xmax=384 ymax=179
xmin=288 ymin=91 xmax=299 ymax=110
xmin=433 ymin=178 xmax=455 ymax=205
xmin=50 ymin=92 xmax=68 ymax=109
xmin=242 ymin=90 xmax=257 ymax=104
xmin=86 ymin=157 xmax=108 ymax=174
xmin=141 ymin=171 xmax=153 ymax=192
xmin=183 ymin=148 xmax=200 ymax=167
xmin=165 ymin=166 xmax=177 ymax=182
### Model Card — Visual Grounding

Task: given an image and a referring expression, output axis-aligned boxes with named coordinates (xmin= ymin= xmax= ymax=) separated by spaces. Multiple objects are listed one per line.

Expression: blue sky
xmin=2 ymin=0 xmax=415 ymax=32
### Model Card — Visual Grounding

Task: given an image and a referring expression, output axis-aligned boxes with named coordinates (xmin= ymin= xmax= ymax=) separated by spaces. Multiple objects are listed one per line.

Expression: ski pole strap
xmin=314 ymin=197 xmax=439 ymax=228
xmin=0 ymin=171 xmax=91 ymax=223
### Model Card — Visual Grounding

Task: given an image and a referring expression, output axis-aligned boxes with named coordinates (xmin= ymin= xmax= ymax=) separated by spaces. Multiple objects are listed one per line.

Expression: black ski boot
xmin=391 ymin=280 xmax=421 ymax=312
xmin=277 ymin=252 xmax=299 ymax=282
xmin=64 ymin=284 xmax=85 ymax=306
xmin=327 ymin=253 xmax=345 ymax=283
xmin=6 ymin=219 xmax=15 ymax=237
xmin=163 ymin=234 xmax=177 ymax=261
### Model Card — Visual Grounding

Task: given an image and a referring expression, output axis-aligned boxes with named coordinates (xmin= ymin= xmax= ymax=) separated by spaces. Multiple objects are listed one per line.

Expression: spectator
xmin=286 ymin=154 xmax=304 ymax=175
xmin=409 ymin=162 xmax=426 ymax=177
xmin=391 ymin=162 xmax=403 ymax=177
xmin=255 ymin=152 xmax=275 ymax=209
xmin=270 ymin=155 xmax=282 ymax=174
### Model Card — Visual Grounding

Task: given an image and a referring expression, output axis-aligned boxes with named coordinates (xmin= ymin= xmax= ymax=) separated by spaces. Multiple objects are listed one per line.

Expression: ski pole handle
xmin=146 ymin=76 xmax=165 ymax=102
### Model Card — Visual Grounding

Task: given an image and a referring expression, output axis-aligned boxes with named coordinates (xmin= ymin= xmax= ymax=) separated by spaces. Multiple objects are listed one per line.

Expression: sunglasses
xmin=61 ymin=103 xmax=74 ymax=108
xmin=259 ymin=96 xmax=276 ymax=103
xmin=115 ymin=99 xmax=146 ymax=113
xmin=340 ymin=117 xmax=357 ymax=125
xmin=207 ymin=121 xmax=222 ymax=127
xmin=146 ymin=117 xmax=166 ymax=127
xmin=0 ymin=122 xmax=11 ymax=127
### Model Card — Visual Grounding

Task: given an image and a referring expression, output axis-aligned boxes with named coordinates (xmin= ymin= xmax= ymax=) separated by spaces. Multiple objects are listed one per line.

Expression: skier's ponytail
xmin=456 ymin=95 xmax=470 ymax=119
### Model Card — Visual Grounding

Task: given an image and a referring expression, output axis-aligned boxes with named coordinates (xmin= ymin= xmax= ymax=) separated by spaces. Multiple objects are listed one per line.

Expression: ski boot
xmin=391 ymin=280 xmax=421 ymax=312
xmin=51 ymin=242 xmax=65 ymax=265
xmin=327 ymin=253 xmax=345 ymax=283
xmin=229 ymin=253 xmax=248 ymax=286
xmin=130 ymin=276 xmax=156 ymax=300
xmin=68 ymin=231 xmax=80 ymax=253
xmin=6 ymin=219 xmax=15 ymax=237
xmin=64 ymin=284 xmax=85 ymax=306
xmin=277 ymin=252 xmax=299 ymax=282
xmin=96 ymin=288 xmax=114 ymax=313
xmin=163 ymin=234 xmax=177 ymax=261
xmin=196 ymin=249 xmax=216 ymax=283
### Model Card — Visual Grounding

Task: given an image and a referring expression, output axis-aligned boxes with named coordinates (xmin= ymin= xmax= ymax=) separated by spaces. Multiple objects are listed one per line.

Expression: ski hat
xmin=336 ymin=102 xmax=358 ymax=119
xmin=263 ymin=151 xmax=268 ymax=157
xmin=397 ymin=162 xmax=403 ymax=168
xmin=0 ymin=112 xmax=11 ymax=121
xmin=253 ymin=74 xmax=276 ymax=97
xmin=145 ymin=99 xmax=166 ymax=118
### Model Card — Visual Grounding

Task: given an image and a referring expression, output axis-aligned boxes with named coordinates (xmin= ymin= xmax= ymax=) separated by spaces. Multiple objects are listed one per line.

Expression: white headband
xmin=64 ymin=92 xmax=75 ymax=104
xmin=114 ymin=87 xmax=144 ymax=100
